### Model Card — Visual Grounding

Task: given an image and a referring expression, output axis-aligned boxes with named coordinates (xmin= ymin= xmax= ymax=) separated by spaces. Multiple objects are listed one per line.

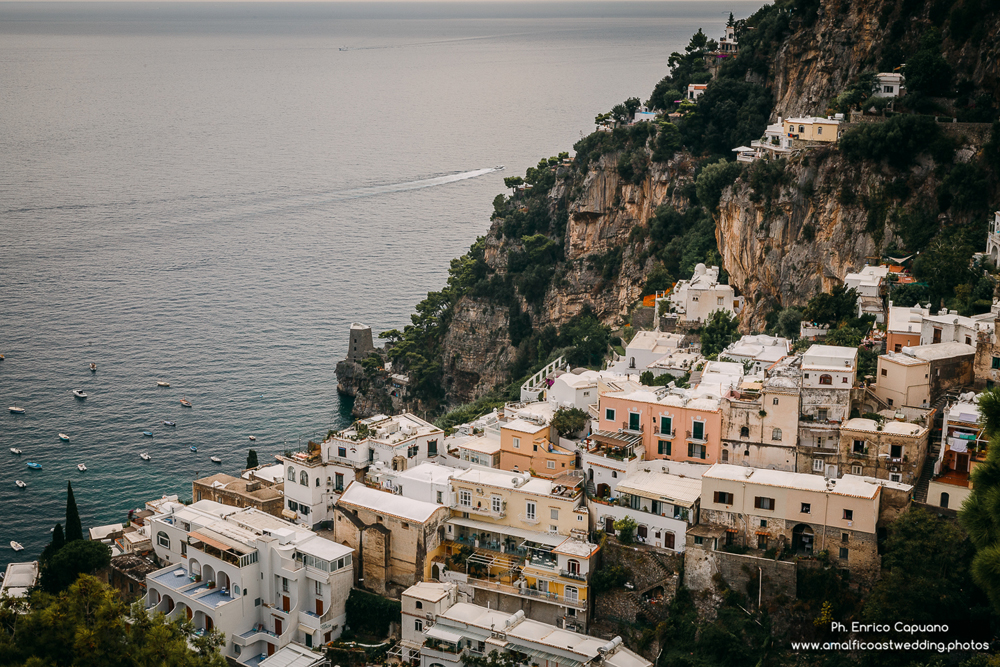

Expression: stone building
xmin=974 ymin=313 xmax=1000 ymax=389
xmin=720 ymin=372 xmax=800 ymax=471
xmin=332 ymin=480 xmax=450 ymax=597
xmin=192 ymin=473 xmax=285 ymax=518
xmin=347 ymin=322 xmax=375 ymax=362
xmin=797 ymin=345 xmax=857 ymax=479
xmin=829 ymin=417 xmax=930 ymax=486
xmin=99 ymin=554 xmax=159 ymax=603
xmin=700 ymin=464 xmax=896 ymax=584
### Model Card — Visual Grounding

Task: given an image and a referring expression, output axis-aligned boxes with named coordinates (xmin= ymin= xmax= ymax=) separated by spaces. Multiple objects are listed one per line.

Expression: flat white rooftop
xmin=704 ymin=464 xmax=879 ymax=499
xmin=338 ymin=481 xmax=443 ymax=523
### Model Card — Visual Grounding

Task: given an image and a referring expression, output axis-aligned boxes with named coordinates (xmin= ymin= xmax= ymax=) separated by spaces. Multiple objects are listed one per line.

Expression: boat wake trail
xmin=326 ymin=168 xmax=498 ymax=201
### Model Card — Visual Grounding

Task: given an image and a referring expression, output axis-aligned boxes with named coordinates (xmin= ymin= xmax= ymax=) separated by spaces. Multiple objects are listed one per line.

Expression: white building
xmin=801 ymin=345 xmax=858 ymax=393
xmin=0 ymin=561 xmax=39 ymax=600
xmin=609 ymin=331 xmax=687 ymax=374
xmin=549 ymin=370 xmax=603 ymax=410
xmin=844 ymin=265 xmax=890 ymax=299
xmin=748 ymin=117 xmax=792 ymax=161
xmin=665 ymin=264 xmax=742 ymax=323
xmin=987 ymin=211 xmax=1000 ymax=264
xmin=721 ymin=335 xmax=791 ymax=375
xmin=399 ymin=587 xmax=652 ymax=667
xmin=281 ymin=412 xmax=443 ymax=528
xmin=366 ymin=460 xmax=458 ymax=505
xmin=919 ymin=308 xmax=993 ymax=347
xmin=874 ymin=72 xmax=905 ymax=98
xmin=718 ymin=24 xmax=738 ymax=54
xmin=145 ymin=500 xmax=354 ymax=661
xmin=687 ymin=83 xmax=707 ymax=101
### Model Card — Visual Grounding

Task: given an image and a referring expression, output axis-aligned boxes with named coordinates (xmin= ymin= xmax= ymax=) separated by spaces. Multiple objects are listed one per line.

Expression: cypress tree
xmin=246 ymin=449 xmax=259 ymax=469
xmin=40 ymin=523 xmax=66 ymax=564
xmin=65 ymin=481 xmax=83 ymax=542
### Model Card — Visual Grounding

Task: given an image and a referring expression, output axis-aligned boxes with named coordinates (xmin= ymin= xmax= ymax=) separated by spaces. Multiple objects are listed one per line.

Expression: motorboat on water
xmin=77 ymin=463 xmax=87 ymax=472
xmin=210 ymin=456 xmax=221 ymax=463
xmin=140 ymin=452 xmax=151 ymax=461
xmin=73 ymin=390 xmax=87 ymax=399
xmin=9 ymin=406 xmax=25 ymax=414
xmin=26 ymin=462 xmax=42 ymax=470
xmin=59 ymin=433 xmax=70 ymax=442
xmin=142 ymin=431 xmax=153 ymax=437
xmin=164 ymin=421 xmax=176 ymax=426
xmin=180 ymin=398 xmax=192 ymax=408
xmin=494 ymin=165 xmax=505 ymax=170
xmin=90 ymin=363 xmax=97 ymax=372
xmin=15 ymin=480 xmax=26 ymax=489
xmin=10 ymin=448 xmax=21 ymax=455
xmin=10 ymin=541 xmax=23 ymax=551
xmin=248 ymin=435 xmax=256 ymax=441
xmin=190 ymin=446 xmax=198 ymax=452
xmin=157 ymin=381 xmax=170 ymax=387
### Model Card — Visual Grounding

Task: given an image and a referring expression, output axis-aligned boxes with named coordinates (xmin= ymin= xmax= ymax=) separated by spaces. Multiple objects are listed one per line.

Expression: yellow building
xmin=782 ymin=116 xmax=841 ymax=143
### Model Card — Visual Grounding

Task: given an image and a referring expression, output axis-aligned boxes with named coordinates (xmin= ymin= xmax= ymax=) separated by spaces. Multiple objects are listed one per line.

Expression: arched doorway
xmin=791 ymin=524 xmax=814 ymax=554
xmin=203 ymin=564 xmax=216 ymax=586
xmin=596 ymin=483 xmax=610 ymax=497
xmin=940 ymin=492 xmax=949 ymax=508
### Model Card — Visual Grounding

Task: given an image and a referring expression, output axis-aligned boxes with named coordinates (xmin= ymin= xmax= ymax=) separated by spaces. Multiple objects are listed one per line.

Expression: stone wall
xmin=929 ymin=354 xmax=975 ymax=400
xmin=591 ymin=538 xmax=682 ymax=632
xmin=684 ymin=547 xmax=797 ymax=603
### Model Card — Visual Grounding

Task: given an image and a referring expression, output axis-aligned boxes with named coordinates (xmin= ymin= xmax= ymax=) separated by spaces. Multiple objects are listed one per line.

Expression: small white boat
xmin=73 ymin=389 xmax=87 ymax=399
xmin=59 ymin=433 xmax=70 ymax=442
xmin=248 ymin=435 xmax=256 ymax=441
xmin=90 ymin=363 xmax=97 ymax=372
xmin=10 ymin=448 xmax=21 ymax=455
xmin=10 ymin=541 xmax=23 ymax=552
xmin=9 ymin=406 xmax=25 ymax=414
xmin=157 ymin=381 xmax=170 ymax=387
xmin=15 ymin=480 xmax=26 ymax=489
xmin=140 ymin=452 xmax=151 ymax=461
xmin=210 ymin=456 xmax=221 ymax=463
xmin=77 ymin=463 xmax=87 ymax=472
xmin=164 ymin=421 xmax=176 ymax=426
xmin=180 ymin=398 xmax=192 ymax=408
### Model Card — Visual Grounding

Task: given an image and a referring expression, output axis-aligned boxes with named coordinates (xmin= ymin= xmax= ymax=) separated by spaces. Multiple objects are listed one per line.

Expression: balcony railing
xmin=560 ymin=569 xmax=586 ymax=581
xmin=621 ymin=422 xmax=643 ymax=434
xmin=451 ymin=501 xmax=506 ymax=519
xmin=686 ymin=430 xmax=708 ymax=442
xmin=465 ymin=577 xmax=586 ymax=609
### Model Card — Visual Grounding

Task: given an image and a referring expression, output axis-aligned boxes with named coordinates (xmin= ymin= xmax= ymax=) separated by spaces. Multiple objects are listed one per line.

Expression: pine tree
xmin=246 ymin=449 xmax=258 ymax=469
xmin=65 ymin=481 xmax=83 ymax=542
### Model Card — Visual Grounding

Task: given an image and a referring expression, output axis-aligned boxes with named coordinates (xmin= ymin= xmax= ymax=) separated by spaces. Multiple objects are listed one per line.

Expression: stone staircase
xmin=914 ymin=393 xmax=953 ymax=502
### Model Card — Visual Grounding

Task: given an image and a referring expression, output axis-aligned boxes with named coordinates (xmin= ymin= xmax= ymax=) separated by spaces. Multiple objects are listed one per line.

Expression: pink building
xmin=597 ymin=388 xmax=723 ymax=465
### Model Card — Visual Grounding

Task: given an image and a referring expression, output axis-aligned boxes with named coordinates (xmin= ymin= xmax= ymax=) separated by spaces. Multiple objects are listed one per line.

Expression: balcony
xmin=234 ymin=625 xmax=279 ymax=647
xmin=465 ymin=577 xmax=586 ymax=610
xmin=685 ymin=430 xmax=708 ymax=443
xmin=517 ymin=512 xmax=540 ymax=525
xmin=451 ymin=500 xmax=506 ymax=519
xmin=559 ymin=569 xmax=586 ymax=581
xmin=620 ymin=421 xmax=643 ymax=435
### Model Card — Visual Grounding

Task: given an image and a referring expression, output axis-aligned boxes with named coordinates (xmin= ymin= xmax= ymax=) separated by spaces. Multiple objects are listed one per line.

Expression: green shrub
xmin=839 ymin=115 xmax=954 ymax=169
xmin=345 ymin=589 xmax=401 ymax=639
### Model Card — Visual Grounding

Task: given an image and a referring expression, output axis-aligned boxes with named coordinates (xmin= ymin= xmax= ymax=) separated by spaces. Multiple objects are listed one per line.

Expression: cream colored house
xmin=875 ymin=343 xmax=976 ymax=409
xmin=783 ymin=117 xmax=841 ymax=142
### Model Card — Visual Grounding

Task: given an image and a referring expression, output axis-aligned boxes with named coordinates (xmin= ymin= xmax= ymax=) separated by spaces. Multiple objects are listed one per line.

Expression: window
xmin=754 ymin=496 xmax=775 ymax=511
xmin=881 ymin=368 xmax=888 ymax=376
xmin=492 ymin=495 xmax=502 ymax=514
xmin=513 ymin=437 xmax=520 ymax=449
xmin=933 ymin=328 xmax=942 ymax=344
xmin=694 ymin=536 xmax=704 ymax=545
xmin=415 ymin=619 xmax=423 ymax=632
xmin=841 ymin=532 xmax=849 ymax=543
xmin=839 ymin=547 xmax=849 ymax=559
xmin=772 ymin=397 xmax=779 ymax=405
xmin=819 ymin=374 xmax=833 ymax=385
xmin=759 ymin=519 xmax=767 ymax=528
xmin=713 ymin=491 xmax=733 ymax=505
xmin=282 ymin=577 xmax=289 ymax=593
xmin=799 ymin=125 xmax=805 ymax=132
xmin=415 ymin=600 xmax=423 ymax=609
xmin=658 ymin=440 xmax=671 ymax=455
xmin=843 ymin=509 xmax=853 ymax=521
xmin=853 ymin=440 xmax=865 ymax=454
xmin=887 ymin=399 xmax=894 ymax=406
xmin=338 ymin=447 xmax=346 ymax=458
xmin=894 ymin=344 xmax=901 ymax=352
xmin=407 ymin=444 xmax=419 ymax=458
xmin=842 ymin=376 xmax=848 ymax=383
xmin=288 ymin=500 xmax=299 ymax=511
xmin=547 ymin=461 xmax=555 ymax=469
xmin=817 ymin=409 xmax=828 ymax=421
xmin=181 ymin=542 xmax=187 ymax=556
xmin=525 ymin=501 xmax=536 ymax=521
xmin=992 ymin=357 xmax=1000 ymax=370
xmin=549 ymin=525 xmax=558 ymax=533
xmin=565 ymin=586 xmax=579 ymax=601
xmin=890 ymin=473 xmax=902 ymax=482
xmin=533 ymin=444 xmax=538 ymax=452
xmin=801 ymin=503 xmax=811 ymax=514
xmin=316 ymin=477 xmax=320 ymax=487
xmin=428 ymin=440 xmax=438 ymax=456
xmin=772 ymin=428 xmax=782 ymax=441
xmin=234 ymin=585 xmax=240 ymax=596
xmin=721 ymin=449 xmax=729 ymax=462
xmin=688 ymin=443 xmax=706 ymax=459
xmin=757 ymin=534 xmax=769 ymax=549
xmin=717 ymin=297 xmax=724 ymax=305
xmin=605 ymin=408 xmax=615 ymax=422
xmin=628 ymin=412 xmax=640 ymax=431
xmin=852 ymin=465 xmax=862 ymax=475
xmin=316 ymin=581 xmax=323 ymax=595
xmin=890 ymin=444 xmax=902 ymax=459
xmin=660 ymin=416 xmax=672 ymax=435
xmin=740 ymin=426 xmax=750 ymax=438
xmin=300 ymin=505 xmax=310 ymax=515
xmin=335 ymin=473 xmax=344 ymax=492
xmin=459 ymin=489 xmax=471 ymax=507
xmin=940 ymin=492 xmax=950 ymax=508
xmin=692 ymin=421 xmax=705 ymax=440
xmin=550 ymin=508 xmax=559 ymax=520
xmin=966 ymin=336 xmax=972 ymax=345
xmin=813 ymin=459 xmax=823 ymax=472
xmin=817 ymin=126 xmax=822 ymax=135
xmin=437 ymin=491 xmax=443 ymax=504
xmin=884 ymin=85 xmax=893 ymax=93
xmin=612 ymin=471 xmax=617 ymax=478
xmin=157 ymin=532 xmax=170 ymax=549
xmin=287 ymin=466 xmax=295 ymax=481
xmin=300 ymin=471 xmax=308 ymax=486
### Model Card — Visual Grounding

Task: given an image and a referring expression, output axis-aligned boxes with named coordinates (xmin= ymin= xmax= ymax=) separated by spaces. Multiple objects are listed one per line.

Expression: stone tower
xmin=347 ymin=323 xmax=375 ymax=363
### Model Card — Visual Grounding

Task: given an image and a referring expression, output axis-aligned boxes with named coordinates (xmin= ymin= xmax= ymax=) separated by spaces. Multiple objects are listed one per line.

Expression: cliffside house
xmin=720 ymin=369 xmax=800 ymax=471
xmin=874 ymin=72 xmax=905 ymax=98
xmin=608 ymin=331 xmax=688 ymax=374
xmin=927 ymin=396 xmax=987 ymax=511
xmin=145 ymin=499 xmax=354 ymax=658
xmin=986 ymin=211 xmax=1000 ymax=265
xmin=686 ymin=83 xmax=707 ymax=101
xmin=797 ymin=345 xmax=858 ymax=478
xmin=844 ymin=265 xmax=889 ymax=299
xmin=665 ymin=263 xmax=743 ymax=323
xmin=496 ymin=402 xmax=576 ymax=478
xmin=332 ymin=480 xmax=450 ymax=596
xmin=721 ymin=334 xmax=791 ymax=375
xmin=718 ymin=24 xmax=738 ymax=54
xmin=782 ymin=116 xmax=842 ymax=143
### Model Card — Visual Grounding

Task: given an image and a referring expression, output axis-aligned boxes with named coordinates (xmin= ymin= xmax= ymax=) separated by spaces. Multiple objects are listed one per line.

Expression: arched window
xmin=772 ymin=428 xmax=782 ymax=441
xmin=940 ymin=492 xmax=950 ymax=508
xmin=233 ymin=585 xmax=241 ymax=596
xmin=315 ymin=477 xmax=320 ymax=487
xmin=565 ymin=586 xmax=579 ymax=601
xmin=721 ymin=449 xmax=729 ymax=462
xmin=287 ymin=466 xmax=295 ymax=482
xmin=300 ymin=471 xmax=309 ymax=486
xmin=740 ymin=426 xmax=749 ymax=438
xmin=819 ymin=374 xmax=833 ymax=385
xmin=157 ymin=531 xmax=170 ymax=549
xmin=416 ymin=601 xmax=423 ymax=609
xmin=567 ymin=559 xmax=580 ymax=575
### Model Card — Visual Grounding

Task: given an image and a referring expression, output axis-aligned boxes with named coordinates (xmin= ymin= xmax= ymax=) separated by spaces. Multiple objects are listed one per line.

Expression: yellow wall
xmin=783 ymin=119 xmax=839 ymax=143
xmin=499 ymin=425 xmax=576 ymax=478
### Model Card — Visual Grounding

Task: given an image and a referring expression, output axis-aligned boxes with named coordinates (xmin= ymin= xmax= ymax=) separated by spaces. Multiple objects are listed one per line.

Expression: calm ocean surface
xmin=0 ymin=1 xmax=760 ymax=565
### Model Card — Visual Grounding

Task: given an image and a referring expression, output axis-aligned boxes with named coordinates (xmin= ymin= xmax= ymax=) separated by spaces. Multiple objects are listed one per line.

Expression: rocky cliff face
xmin=440 ymin=152 xmax=699 ymax=405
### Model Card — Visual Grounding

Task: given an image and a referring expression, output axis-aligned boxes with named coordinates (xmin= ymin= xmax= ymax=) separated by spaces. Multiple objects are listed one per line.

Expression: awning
xmin=755 ymin=531 xmax=770 ymax=536
xmin=189 ymin=532 xmax=236 ymax=553
xmin=282 ymin=509 xmax=298 ymax=520
xmin=447 ymin=517 xmax=564 ymax=547
xmin=298 ymin=624 xmax=316 ymax=635
xmin=426 ymin=626 xmax=463 ymax=643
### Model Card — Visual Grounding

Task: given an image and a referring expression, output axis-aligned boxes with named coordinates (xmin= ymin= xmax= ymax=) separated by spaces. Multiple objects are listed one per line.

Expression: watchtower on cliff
xmin=347 ymin=323 xmax=375 ymax=362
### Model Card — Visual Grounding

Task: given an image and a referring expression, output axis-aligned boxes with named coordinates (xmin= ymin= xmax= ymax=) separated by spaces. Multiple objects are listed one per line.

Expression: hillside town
xmin=4 ymin=6 xmax=1000 ymax=667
